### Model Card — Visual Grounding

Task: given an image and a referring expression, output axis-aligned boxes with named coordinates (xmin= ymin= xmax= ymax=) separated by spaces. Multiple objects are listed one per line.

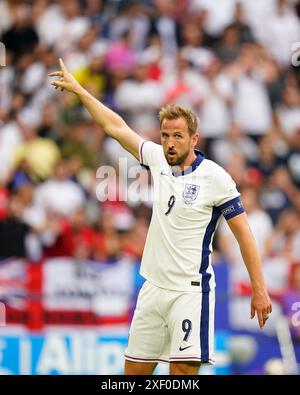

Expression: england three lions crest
xmin=182 ymin=184 xmax=200 ymax=203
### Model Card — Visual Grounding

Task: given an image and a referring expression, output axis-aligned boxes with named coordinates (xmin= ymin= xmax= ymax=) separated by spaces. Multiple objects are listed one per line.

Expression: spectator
xmin=216 ymin=24 xmax=242 ymax=64
xmin=260 ymin=167 xmax=292 ymax=224
xmin=108 ymin=1 xmax=151 ymax=51
xmin=286 ymin=128 xmax=300 ymax=187
xmin=263 ymin=0 xmax=300 ymax=67
xmin=0 ymin=195 xmax=30 ymax=259
xmin=150 ymin=0 xmax=181 ymax=57
xmin=72 ymin=46 xmax=107 ymax=98
xmin=84 ymin=0 xmax=106 ymax=27
xmin=13 ymin=122 xmax=60 ymax=181
xmin=270 ymin=209 xmax=300 ymax=262
xmin=199 ymin=57 xmax=234 ymax=146
xmin=37 ymin=102 xmax=61 ymax=144
xmin=163 ymin=53 xmax=204 ymax=114
xmin=252 ymin=133 xmax=282 ymax=178
xmin=211 ymin=122 xmax=259 ymax=167
xmin=191 ymin=0 xmax=237 ymax=38
xmin=1 ymin=4 xmax=39 ymax=61
xmin=93 ymin=206 xmax=128 ymax=261
xmin=105 ymin=29 xmax=138 ymax=73
xmin=34 ymin=159 xmax=85 ymax=217
xmin=44 ymin=207 xmax=95 ymax=258
xmin=0 ymin=0 xmax=15 ymax=36
xmin=180 ymin=22 xmax=215 ymax=72
xmin=232 ymin=44 xmax=273 ymax=138
xmin=121 ymin=216 xmax=149 ymax=260
xmin=114 ymin=62 xmax=163 ymax=137
xmin=60 ymin=121 xmax=102 ymax=168
xmin=231 ymin=1 xmax=254 ymax=44
xmin=0 ymin=114 xmax=23 ymax=183
xmin=35 ymin=0 xmax=91 ymax=52
xmin=276 ymin=84 xmax=300 ymax=142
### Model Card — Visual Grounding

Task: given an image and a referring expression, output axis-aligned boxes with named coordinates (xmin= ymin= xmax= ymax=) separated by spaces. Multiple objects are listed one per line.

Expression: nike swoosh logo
xmin=179 ymin=345 xmax=193 ymax=351
xmin=160 ymin=171 xmax=170 ymax=177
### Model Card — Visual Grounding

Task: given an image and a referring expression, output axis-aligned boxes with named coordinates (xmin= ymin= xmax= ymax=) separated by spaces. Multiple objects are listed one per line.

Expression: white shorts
xmin=125 ymin=281 xmax=215 ymax=364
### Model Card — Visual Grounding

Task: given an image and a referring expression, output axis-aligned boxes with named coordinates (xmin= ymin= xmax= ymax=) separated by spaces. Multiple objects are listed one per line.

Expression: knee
xmin=124 ymin=360 xmax=157 ymax=375
xmin=170 ymin=361 xmax=200 ymax=375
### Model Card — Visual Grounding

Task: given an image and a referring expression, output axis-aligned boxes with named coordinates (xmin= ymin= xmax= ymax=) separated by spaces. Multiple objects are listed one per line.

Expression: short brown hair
xmin=159 ymin=104 xmax=198 ymax=135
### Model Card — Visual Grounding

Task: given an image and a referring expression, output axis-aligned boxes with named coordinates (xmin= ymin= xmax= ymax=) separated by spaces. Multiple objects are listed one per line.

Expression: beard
xmin=165 ymin=147 xmax=190 ymax=167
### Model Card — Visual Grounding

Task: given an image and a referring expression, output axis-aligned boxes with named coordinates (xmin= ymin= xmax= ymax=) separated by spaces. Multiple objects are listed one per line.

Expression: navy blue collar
xmin=172 ymin=150 xmax=205 ymax=177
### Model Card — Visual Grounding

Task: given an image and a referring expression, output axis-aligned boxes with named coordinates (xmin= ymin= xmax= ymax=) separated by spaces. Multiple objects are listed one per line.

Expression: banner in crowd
xmin=0 ymin=259 xmax=28 ymax=326
xmin=0 ymin=257 xmax=136 ymax=328
xmin=42 ymin=257 xmax=135 ymax=325
xmin=0 ymin=259 xmax=27 ymax=308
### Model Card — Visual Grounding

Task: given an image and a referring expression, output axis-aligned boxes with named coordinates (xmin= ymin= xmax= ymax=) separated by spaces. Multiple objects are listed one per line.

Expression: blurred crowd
xmin=0 ymin=0 xmax=300 ymax=337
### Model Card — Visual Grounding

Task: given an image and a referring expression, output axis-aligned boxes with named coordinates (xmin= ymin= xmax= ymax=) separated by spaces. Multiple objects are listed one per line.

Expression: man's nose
xmin=167 ymin=139 xmax=175 ymax=148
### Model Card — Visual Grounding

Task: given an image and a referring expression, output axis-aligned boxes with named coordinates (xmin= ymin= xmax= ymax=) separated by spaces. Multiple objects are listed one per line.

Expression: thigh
xmin=168 ymin=290 xmax=215 ymax=364
xmin=125 ymin=282 xmax=169 ymax=363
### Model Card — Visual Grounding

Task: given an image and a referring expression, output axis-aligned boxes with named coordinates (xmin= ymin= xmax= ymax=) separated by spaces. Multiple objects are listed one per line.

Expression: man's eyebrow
xmin=161 ymin=130 xmax=184 ymax=134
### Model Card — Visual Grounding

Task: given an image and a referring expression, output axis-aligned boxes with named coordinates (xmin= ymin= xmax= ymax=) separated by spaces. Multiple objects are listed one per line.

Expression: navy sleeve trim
xmin=139 ymin=140 xmax=146 ymax=166
xmin=216 ymin=196 xmax=245 ymax=221
xmin=141 ymin=164 xmax=150 ymax=171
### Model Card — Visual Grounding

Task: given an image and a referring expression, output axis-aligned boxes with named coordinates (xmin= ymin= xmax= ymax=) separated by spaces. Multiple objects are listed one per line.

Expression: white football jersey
xmin=139 ymin=140 xmax=244 ymax=292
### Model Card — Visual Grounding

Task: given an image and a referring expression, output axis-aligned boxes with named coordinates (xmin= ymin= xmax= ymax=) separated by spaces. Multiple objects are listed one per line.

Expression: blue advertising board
xmin=0 ymin=331 xmax=231 ymax=375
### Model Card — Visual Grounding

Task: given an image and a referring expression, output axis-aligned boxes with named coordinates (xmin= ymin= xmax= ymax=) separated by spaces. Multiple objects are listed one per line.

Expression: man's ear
xmin=192 ymin=132 xmax=199 ymax=147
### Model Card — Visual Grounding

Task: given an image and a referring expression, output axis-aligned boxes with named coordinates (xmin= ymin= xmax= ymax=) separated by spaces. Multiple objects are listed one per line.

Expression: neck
xmin=180 ymin=150 xmax=197 ymax=171
xmin=172 ymin=150 xmax=197 ymax=174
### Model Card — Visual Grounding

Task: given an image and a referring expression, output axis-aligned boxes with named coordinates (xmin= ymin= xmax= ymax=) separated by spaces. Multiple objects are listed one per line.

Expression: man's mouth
xmin=168 ymin=151 xmax=176 ymax=157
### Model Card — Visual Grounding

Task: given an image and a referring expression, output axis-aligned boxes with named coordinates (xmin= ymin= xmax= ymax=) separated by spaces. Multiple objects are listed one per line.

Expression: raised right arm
xmin=49 ymin=58 xmax=143 ymax=160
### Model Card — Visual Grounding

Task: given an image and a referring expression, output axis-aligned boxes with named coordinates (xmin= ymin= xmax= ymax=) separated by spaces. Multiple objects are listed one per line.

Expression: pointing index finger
xmin=257 ymin=311 xmax=264 ymax=328
xmin=59 ymin=58 xmax=67 ymax=73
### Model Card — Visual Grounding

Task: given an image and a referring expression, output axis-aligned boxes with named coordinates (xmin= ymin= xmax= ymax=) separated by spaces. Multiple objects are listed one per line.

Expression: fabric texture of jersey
xmin=139 ymin=140 xmax=244 ymax=293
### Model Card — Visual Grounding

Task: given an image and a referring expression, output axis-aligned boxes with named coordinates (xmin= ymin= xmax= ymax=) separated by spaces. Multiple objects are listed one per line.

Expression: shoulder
xmin=201 ymin=158 xmax=229 ymax=179
xmin=140 ymin=140 xmax=165 ymax=167
xmin=141 ymin=140 xmax=163 ymax=153
xmin=202 ymin=159 xmax=240 ymax=207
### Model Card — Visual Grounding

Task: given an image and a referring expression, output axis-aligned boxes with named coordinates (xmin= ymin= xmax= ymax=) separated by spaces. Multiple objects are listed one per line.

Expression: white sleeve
xmin=212 ymin=165 xmax=240 ymax=207
xmin=211 ymin=166 xmax=245 ymax=220
xmin=139 ymin=140 xmax=164 ymax=169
